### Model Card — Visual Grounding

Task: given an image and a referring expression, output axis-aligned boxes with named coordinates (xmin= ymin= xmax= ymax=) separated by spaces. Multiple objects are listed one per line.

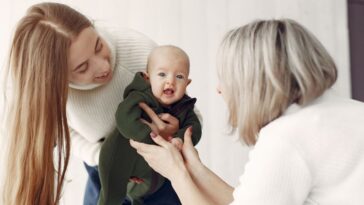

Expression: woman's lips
xmin=95 ymin=71 xmax=111 ymax=82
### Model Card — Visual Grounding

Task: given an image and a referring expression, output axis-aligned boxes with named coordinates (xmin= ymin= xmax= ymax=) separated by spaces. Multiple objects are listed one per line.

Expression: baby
xmin=98 ymin=45 xmax=202 ymax=205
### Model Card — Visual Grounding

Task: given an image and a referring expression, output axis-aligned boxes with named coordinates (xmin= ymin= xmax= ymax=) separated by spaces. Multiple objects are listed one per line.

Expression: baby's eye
xmin=158 ymin=72 xmax=166 ymax=77
xmin=176 ymin=74 xmax=184 ymax=79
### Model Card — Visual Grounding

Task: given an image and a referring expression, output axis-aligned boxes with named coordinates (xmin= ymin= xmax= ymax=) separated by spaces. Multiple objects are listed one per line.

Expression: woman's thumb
xmin=183 ymin=126 xmax=193 ymax=146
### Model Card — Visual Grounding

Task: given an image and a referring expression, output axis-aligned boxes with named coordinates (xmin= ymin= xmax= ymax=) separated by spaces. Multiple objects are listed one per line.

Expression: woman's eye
xmin=158 ymin=73 xmax=166 ymax=77
xmin=79 ymin=69 xmax=87 ymax=73
xmin=79 ymin=63 xmax=89 ymax=73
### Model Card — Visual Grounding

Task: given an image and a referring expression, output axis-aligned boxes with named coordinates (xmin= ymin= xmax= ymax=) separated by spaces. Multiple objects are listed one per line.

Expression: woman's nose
xmin=91 ymin=57 xmax=109 ymax=72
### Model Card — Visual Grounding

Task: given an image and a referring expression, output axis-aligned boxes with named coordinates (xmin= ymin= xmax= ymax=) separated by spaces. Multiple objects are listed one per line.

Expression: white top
xmin=231 ymin=91 xmax=364 ymax=205
xmin=67 ymin=23 xmax=157 ymax=166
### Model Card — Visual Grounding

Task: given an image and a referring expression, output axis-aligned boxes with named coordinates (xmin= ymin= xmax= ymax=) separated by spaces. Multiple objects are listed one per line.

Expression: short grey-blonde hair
xmin=217 ymin=19 xmax=337 ymax=145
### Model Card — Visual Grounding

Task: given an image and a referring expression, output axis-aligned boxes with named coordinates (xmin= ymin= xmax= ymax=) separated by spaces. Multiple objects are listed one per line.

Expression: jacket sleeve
xmin=115 ymin=91 xmax=152 ymax=142
xmin=174 ymin=109 xmax=202 ymax=146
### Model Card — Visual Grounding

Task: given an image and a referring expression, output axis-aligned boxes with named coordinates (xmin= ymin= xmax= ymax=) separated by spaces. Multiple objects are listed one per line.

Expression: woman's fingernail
xmin=150 ymin=132 xmax=157 ymax=138
xmin=188 ymin=126 xmax=193 ymax=133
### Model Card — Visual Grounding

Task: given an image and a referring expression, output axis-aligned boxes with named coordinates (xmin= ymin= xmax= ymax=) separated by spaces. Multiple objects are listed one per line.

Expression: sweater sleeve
xmin=69 ymin=127 xmax=101 ymax=166
xmin=230 ymin=135 xmax=312 ymax=205
xmin=115 ymin=91 xmax=152 ymax=142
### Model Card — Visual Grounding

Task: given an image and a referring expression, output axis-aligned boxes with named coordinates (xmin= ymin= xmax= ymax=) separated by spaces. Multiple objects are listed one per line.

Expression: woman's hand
xmin=139 ymin=102 xmax=179 ymax=139
xmin=170 ymin=137 xmax=183 ymax=151
xmin=130 ymin=132 xmax=187 ymax=181
xmin=130 ymin=127 xmax=202 ymax=180
xmin=130 ymin=128 xmax=217 ymax=205
xmin=179 ymin=127 xmax=202 ymax=173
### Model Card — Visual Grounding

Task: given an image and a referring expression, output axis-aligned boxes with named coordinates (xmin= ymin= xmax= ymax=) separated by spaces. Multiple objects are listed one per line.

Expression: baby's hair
xmin=147 ymin=45 xmax=190 ymax=74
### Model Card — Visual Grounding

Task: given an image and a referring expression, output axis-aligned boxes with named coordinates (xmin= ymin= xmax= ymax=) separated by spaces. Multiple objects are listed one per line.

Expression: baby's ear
xmin=187 ymin=79 xmax=192 ymax=85
xmin=142 ymin=71 xmax=150 ymax=80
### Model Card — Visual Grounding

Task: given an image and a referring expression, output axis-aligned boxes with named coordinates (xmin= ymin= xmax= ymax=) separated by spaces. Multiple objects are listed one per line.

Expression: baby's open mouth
xmin=163 ymin=88 xmax=174 ymax=95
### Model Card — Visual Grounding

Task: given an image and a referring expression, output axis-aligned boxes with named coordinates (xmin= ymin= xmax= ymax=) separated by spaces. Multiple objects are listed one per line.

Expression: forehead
xmin=150 ymin=49 xmax=189 ymax=73
xmin=68 ymin=27 xmax=97 ymax=69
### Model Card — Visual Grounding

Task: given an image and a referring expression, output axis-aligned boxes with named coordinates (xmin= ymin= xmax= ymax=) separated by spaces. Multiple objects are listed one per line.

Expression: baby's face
xmin=147 ymin=54 xmax=191 ymax=106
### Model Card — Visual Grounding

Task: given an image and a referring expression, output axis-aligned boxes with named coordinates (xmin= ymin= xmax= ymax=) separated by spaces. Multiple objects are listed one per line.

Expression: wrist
xmin=171 ymin=165 xmax=192 ymax=187
xmin=188 ymin=160 xmax=206 ymax=181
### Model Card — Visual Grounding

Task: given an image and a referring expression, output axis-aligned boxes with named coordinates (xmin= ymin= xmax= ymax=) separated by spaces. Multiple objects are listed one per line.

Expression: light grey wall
xmin=0 ymin=1 xmax=349 ymax=204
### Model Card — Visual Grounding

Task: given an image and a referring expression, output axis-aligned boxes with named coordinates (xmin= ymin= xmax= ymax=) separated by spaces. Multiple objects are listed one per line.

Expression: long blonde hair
xmin=217 ymin=19 xmax=337 ymax=145
xmin=3 ymin=3 xmax=91 ymax=205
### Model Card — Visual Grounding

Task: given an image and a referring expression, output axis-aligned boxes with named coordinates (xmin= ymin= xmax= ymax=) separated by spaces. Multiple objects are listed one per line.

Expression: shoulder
xmin=261 ymin=91 xmax=364 ymax=139
xmin=258 ymin=91 xmax=364 ymax=168
xmin=94 ymin=21 xmax=157 ymax=73
xmin=94 ymin=21 xmax=157 ymax=47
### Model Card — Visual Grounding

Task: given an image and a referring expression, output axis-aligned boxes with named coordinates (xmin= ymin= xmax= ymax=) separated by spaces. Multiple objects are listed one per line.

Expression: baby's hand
xmin=169 ymin=137 xmax=183 ymax=151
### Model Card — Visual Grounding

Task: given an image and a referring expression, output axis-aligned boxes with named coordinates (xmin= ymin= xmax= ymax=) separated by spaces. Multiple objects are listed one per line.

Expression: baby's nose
xmin=166 ymin=77 xmax=175 ymax=85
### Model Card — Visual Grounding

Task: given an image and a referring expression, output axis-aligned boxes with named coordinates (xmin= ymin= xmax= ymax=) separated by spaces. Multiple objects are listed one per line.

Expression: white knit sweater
xmin=67 ymin=24 xmax=157 ymax=166
xmin=231 ymin=91 xmax=364 ymax=205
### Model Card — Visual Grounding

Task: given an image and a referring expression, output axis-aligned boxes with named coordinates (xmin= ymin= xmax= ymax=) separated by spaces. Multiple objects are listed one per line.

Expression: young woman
xmin=131 ymin=19 xmax=364 ymax=205
xmin=3 ymin=2 xmax=180 ymax=205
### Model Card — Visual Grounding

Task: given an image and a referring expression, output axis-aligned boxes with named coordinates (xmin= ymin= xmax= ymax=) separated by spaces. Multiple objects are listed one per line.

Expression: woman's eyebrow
xmin=94 ymin=37 xmax=100 ymax=51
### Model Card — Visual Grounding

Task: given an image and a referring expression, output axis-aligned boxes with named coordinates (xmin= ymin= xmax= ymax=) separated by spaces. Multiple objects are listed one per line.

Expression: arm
xmin=69 ymin=127 xmax=101 ymax=166
xmin=229 ymin=135 xmax=311 ymax=205
xmin=130 ymin=128 xmax=234 ymax=205
xmin=130 ymin=131 xmax=215 ymax=205
xmin=115 ymin=92 xmax=151 ymax=142
xmin=186 ymin=162 xmax=234 ymax=205
xmin=183 ymin=132 xmax=311 ymax=205
xmin=170 ymin=167 xmax=214 ymax=205
xmin=139 ymin=102 xmax=180 ymax=138
xmin=178 ymin=127 xmax=233 ymax=204
xmin=174 ymin=109 xmax=202 ymax=146
xmin=138 ymin=102 xmax=203 ymax=142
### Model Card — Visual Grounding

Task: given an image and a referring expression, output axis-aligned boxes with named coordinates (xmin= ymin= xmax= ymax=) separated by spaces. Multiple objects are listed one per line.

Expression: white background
xmin=0 ymin=0 xmax=350 ymax=204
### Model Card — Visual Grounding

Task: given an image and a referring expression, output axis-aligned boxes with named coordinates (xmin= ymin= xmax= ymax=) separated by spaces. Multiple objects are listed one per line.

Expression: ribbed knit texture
xmin=231 ymin=91 xmax=364 ymax=205
xmin=67 ymin=23 xmax=157 ymax=166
